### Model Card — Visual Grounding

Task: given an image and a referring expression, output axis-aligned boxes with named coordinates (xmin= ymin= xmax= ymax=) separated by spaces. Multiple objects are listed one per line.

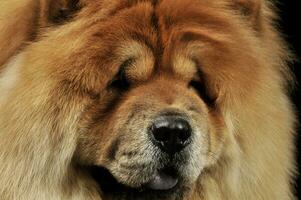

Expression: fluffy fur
xmin=0 ymin=0 xmax=296 ymax=200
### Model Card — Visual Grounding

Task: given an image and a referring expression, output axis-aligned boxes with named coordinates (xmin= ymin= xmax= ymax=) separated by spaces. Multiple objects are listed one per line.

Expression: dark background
xmin=278 ymin=0 xmax=301 ymax=198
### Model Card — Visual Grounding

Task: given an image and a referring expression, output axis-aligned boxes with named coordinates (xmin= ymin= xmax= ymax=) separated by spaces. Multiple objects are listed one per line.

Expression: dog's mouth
xmin=145 ymin=167 xmax=179 ymax=190
xmin=88 ymin=165 xmax=182 ymax=198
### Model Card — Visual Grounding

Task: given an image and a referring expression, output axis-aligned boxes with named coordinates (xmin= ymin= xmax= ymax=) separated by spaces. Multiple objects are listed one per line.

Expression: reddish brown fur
xmin=0 ymin=0 xmax=296 ymax=200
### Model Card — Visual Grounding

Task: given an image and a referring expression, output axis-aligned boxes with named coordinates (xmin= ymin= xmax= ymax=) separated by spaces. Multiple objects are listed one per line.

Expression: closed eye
xmin=189 ymin=74 xmax=216 ymax=107
xmin=108 ymin=58 xmax=134 ymax=91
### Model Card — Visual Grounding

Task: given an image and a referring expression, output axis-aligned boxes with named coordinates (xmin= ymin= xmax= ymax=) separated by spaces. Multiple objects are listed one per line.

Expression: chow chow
xmin=0 ymin=0 xmax=296 ymax=199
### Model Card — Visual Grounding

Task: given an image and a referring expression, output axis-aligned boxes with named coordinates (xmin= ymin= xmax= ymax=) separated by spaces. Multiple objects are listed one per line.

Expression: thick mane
xmin=0 ymin=0 xmax=296 ymax=200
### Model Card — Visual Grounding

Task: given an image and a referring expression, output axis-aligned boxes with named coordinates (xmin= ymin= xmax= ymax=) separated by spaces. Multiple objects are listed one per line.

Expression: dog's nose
xmin=150 ymin=115 xmax=192 ymax=155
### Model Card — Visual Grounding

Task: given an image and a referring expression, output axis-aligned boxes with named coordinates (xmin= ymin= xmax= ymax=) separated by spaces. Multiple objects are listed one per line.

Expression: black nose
xmin=150 ymin=115 xmax=192 ymax=155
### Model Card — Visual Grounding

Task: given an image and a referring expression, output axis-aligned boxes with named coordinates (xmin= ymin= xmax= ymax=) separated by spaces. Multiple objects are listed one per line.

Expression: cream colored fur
xmin=0 ymin=0 xmax=296 ymax=200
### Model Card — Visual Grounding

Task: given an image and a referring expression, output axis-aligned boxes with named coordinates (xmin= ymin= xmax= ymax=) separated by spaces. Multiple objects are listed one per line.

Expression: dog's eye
xmin=109 ymin=59 xmax=133 ymax=91
xmin=189 ymin=79 xmax=216 ymax=107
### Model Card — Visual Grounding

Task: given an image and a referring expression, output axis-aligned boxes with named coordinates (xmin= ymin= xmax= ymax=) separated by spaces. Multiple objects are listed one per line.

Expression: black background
xmin=278 ymin=0 xmax=301 ymax=198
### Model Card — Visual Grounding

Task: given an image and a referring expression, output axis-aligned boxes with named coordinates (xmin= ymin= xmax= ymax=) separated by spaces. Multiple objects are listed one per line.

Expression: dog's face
xmin=74 ymin=3 xmax=221 ymax=198
xmin=5 ymin=0 xmax=265 ymax=199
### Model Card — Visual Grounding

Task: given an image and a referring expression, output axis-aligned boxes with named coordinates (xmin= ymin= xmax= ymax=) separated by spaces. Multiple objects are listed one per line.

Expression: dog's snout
xmin=150 ymin=115 xmax=192 ymax=155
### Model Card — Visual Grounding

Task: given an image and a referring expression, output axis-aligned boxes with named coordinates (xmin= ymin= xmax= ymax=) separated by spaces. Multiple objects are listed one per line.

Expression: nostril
xmin=177 ymin=129 xmax=191 ymax=143
xmin=150 ymin=116 xmax=192 ymax=154
xmin=152 ymin=127 xmax=172 ymax=143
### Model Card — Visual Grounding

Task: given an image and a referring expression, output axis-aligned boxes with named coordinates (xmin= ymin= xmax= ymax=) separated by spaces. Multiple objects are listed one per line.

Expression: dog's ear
xmin=0 ymin=0 xmax=82 ymax=67
xmin=230 ymin=0 xmax=262 ymax=29
xmin=39 ymin=0 xmax=82 ymax=26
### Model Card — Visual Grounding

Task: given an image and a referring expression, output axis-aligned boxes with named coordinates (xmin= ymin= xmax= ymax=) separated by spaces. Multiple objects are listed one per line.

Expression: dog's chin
xmin=88 ymin=166 xmax=188 ymax=200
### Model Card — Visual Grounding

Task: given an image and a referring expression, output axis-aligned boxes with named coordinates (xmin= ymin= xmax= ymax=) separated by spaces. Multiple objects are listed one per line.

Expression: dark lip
xmin=88 ymin=166 xmax=122 ymax=194
xmin=87 ymin=165 xmax=182 ymax=195
xmin=155 ymin=166 xmax=179 ymax=182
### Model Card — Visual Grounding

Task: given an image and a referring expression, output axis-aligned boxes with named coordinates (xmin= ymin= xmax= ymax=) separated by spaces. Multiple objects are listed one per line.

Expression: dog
xmin=0 ymin=0 xmax=297 ymax=199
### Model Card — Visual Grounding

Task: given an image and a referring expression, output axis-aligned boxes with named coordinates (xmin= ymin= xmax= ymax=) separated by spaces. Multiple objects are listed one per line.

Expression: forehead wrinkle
xmin=178 ymin=27 xmax=232 ymax=48
xmin=128 ymin=32 xmax=156 ymax=54
xmin=154 ymin=2 xmax=236 ymax=75
xmin=107 ymin=0 xmax=156 ymax=17
xmin=102 ymin=0 xmax=166 ymax=74
xmin=108 ymin=1 xmax=159 ymax=57
xmin=148 ymin=2 xmax=166 ymax=75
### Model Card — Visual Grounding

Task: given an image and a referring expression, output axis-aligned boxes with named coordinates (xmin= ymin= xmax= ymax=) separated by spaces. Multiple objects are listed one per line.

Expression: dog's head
xmin=1 ymin=0 xmax=280 ymax=199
